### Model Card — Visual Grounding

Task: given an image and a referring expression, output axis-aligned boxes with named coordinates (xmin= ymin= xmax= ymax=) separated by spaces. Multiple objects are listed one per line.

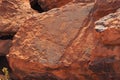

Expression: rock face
xmin=93 ymin=0 xmax=120 ymax=20
xmin=38 ymin=0 xmax=72 ymax=11
xmin=89 ymin=9 xmax=120 ymax=80
xmin=30 ymin=0 xmax=72 ymax=11
xmin=2 ymin=0 xmax=120 ymax=80
xmin=0 ymin=0 xmax=35 ymax=55
xmin=7 ymin=2 xmax=94 ymax=80
xmin=0 ymin=0 xmax=34 ymax=34
xmin=95 ymin=11 xmax=120 ymax=45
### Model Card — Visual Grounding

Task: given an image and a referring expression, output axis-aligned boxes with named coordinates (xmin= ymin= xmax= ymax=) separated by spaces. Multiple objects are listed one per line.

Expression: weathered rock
xmin=95 ymin=10 xmax=120 ymax=45
xmin=6 ymin=0 xmax=120 ymax=80
xmin=0 ymin=0 xmax=35 ymax=35
xmin=88 ymin=8 xmax=120 ymax=80
xmin=60 ymin=0 xmax=120 ymax=80
xmin=93 ymin=0 xmax=120 ymax=20
xmin=7 ymin=2 xmax=94 ymax=80
xmin=37 ymin=0 xmax=72 ymax=11
xmin=0 ymin=0 xmax=36 ymax=55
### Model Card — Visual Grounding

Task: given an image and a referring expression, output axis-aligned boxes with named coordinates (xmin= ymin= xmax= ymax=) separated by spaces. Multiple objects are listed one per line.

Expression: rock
xmin=0 ymin=0 xmax=36 ymax=55
xmin=60 ymin=0 xmax=120 ymax=80
xmin=7 ymin=2 xmax=94 ymax=80
xmin=37 ymin=0 xmax=72 ymax=11
xmin=89 ymin=9 xmax=120 ymax=80
xmin=0 ymin=0 xmax=35 ymax=36
xmin=6 ymin=0 xmax=120 ymax=80
xmin=93 ymin=0 xmax=120 ymax=20
xmin=95 ymin=10 xmax=120 ymax=45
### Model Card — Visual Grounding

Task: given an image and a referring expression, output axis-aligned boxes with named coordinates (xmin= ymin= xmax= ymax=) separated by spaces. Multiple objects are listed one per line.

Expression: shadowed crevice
xmin=29 ymin=0 xmax=44 ymax=13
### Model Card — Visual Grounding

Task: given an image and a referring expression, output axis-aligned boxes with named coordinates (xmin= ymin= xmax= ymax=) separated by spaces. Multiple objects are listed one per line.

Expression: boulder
xmin=89 ymin=9 xmax=120 ymax=80
xmin=0 ymin=0 xmax=35 ymax=35
xmin=6 ymin=0 xmax=120 ymax=80
xmin=95 ymin=10 xmax=120 ymax=45
xmin=0 ymin=0 xmax=35 ymax=55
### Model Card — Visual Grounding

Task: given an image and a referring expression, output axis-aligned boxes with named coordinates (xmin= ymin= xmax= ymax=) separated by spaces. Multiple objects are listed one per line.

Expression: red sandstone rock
xmin=37 ymin=0 xmax=72 ymax=11
xmin=7 ymin=2 xmax=94 ymax=80
xmin=0 ymin=0 xmax=35 ymax=35
xmin=5 ymin=0 xmax=120 ymax=80
xmin=93 ymin=0 xmax=120 ymax=20
xmin=95 ymin=11 xmax=120 ymax=45
xmin=89 ymin=9 xmax=120 ymax=80
xmin=0 ymin=0 xmax=35 ymax=55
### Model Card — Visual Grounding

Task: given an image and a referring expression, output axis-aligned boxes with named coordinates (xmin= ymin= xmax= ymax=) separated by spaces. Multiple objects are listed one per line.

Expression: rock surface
xmin=38 ymin=0 xmax=72 ymax=11
xmin=89 ymin=9 xmax=120 ymax=80
xmin=0 ymin=0 xmax=36 ymax=55
xmin=0 ymin=0 xmax=35 ymax=35
xmin=0 ymin=0 xmax=119 ymax=80
xmin=93 ymin=0 xmax=120 ymax=20
xmin=95 ymin=10 xmax=120 ymax=45
xmin=8 ymin=2 xmax=94 ymax=80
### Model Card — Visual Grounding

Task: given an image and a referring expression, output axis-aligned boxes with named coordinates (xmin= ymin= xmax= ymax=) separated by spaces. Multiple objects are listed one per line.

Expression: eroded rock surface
xmin=89 ymin=9 xmax=120 ymax=80
xmin=95 ymin=10 xmax=120 ymax=45
xmin=0 ymin=0 xmax=35 ymax=34
xmin=38 ymin=0 xmax=72 ymax=11
xmin=8 ymin=2 xmax=94 ymax=80
xmin=93 ymin=0 xmax=120 ymax=20
xmin=3 ymin=0 xmax=120 ymax=80
xmin=0 ymin=0 xmax=36 ymax=55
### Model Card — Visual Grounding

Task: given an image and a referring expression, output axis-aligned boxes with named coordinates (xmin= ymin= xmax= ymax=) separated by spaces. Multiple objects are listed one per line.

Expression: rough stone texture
xmin=0 ymin=0 xmax=36 ymax=55
xmin=93 ymin=0 xmax=120 ymax=20
xmin=89 ymin=9 xmax=120 ymax=80
xmin=5 ymin=0 xmax=120 ymax=80
xmin=8 ymin=2 xmax=94 ymax=80
xmin=60 ymin=0 xmax=120 ymax=80
xmin=95 ymin=11 xmax=120 ymax=45
xmin=0 ymin=0 xmax=35 ymax=35
xmin=37 ymin=0 xmax=72 ymax=11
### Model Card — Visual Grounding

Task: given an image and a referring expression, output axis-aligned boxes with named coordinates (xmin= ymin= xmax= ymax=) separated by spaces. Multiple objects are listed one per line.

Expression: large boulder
xmin=0 ymin=0 xmax=35 ymax=55
xmin=6 ymin=0 xmax=120 ymax=80
xmin=7 ymin=2 xmax=94 ymax=80
xmin=0 ymin=0 xmax=35 ymax=35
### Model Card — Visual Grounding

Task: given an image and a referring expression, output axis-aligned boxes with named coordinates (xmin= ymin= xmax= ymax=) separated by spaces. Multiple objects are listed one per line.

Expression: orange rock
xmin=7 ymin=2 xmax=94 ymax=80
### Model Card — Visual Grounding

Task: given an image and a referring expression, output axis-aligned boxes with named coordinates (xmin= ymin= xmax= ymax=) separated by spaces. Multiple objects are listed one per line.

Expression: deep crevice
xmin=0 ymin=35 xmax=14 ymax=40
xmin=29 ymin=0 xmax=44 ymax=13
xmin=0 ymin=56 xmax=11 ymax=74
